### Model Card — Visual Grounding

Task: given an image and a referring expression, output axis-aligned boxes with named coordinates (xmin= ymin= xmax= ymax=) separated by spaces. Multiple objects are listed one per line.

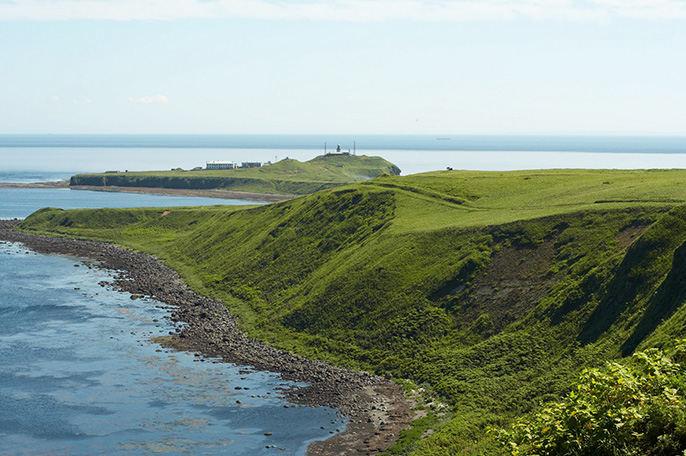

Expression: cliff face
xmin=20 ymin=168 xmax=686 ymax=455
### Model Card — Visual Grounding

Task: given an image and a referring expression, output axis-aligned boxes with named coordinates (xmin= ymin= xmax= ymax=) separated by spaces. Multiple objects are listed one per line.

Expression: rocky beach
xmin=0 ymin=220 xmax=415 ymax=456
xmin=0 ymin=180 xmax=70 ymax=188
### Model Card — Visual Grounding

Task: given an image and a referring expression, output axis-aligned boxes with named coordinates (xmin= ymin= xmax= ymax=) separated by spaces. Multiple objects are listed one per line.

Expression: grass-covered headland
xmin=70 ymin=154 xmax=401 ymax=195
xmin=20 ymin=168 xmax=686 ymax=455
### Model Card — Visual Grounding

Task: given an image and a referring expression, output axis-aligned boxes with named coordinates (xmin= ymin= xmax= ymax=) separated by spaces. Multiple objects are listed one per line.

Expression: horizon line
xmin=3 ymin=0 xmax=686 ymax=23
xmin=2 ymin=133 xmax=686 ymax=137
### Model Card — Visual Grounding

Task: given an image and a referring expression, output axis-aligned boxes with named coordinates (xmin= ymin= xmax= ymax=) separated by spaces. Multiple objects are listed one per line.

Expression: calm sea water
xmin=0 ymin=183 xmax=342 ymax=456
xmin=1 ymin=134 xmax=686 ymax=175
xmin=0 ymin=243 xmax=343 ymax=456
xmin=0 ymin=171 xmax=74 ymax=184
xmin=0 ymin=187 xmax=259 ymax=220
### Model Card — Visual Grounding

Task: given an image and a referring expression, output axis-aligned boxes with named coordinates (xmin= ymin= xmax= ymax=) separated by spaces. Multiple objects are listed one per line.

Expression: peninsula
xmin=69 ymin=154 xmax=401 ymax=196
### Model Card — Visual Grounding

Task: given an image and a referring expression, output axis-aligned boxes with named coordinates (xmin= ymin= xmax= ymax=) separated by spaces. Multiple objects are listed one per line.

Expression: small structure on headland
xmin=205 ymin=160 xmax=270 ymax=170
xmin=206 ymin=160 xmax=237 ymax=170
xmin=324 ymin=141 xmax=355 ymax=156
xmin=326 ymin=149 xmax=351 ymax=156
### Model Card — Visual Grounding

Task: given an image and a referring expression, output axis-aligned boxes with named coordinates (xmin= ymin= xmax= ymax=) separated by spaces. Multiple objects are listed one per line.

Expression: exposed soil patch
xmin=447 ymin=240 xmax=560 ymax=335
xmin=615 ymin=223 xmax=651 ymax=252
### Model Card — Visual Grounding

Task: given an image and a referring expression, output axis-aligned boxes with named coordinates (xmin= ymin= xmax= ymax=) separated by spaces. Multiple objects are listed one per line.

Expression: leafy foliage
xmin=494 ymin=344 xmax=686 ymax=456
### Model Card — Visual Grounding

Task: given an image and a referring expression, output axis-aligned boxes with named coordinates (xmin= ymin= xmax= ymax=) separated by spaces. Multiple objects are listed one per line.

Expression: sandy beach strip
xmin=0 ymin=181 xmax=295 ymax=203
xmin=0 ymin=220 xmax=416 ymax=456
xmin=0 ymin=180 xmax=70 ymax=188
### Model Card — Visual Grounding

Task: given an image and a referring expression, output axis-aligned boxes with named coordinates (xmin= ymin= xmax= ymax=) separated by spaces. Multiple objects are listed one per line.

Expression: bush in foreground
xmin=494 ymin=343 xmax=686 ymax=456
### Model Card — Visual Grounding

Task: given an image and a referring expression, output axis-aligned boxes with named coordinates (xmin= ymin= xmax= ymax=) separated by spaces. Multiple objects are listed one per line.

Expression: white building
xmin=206 ymin=160 xmax=236 ymax=170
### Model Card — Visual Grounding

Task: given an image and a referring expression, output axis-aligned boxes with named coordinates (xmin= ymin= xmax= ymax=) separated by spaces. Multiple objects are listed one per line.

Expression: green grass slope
xmin=69 ymin=154 xmax=401 ymax=195
xmin=21 ymin=168 xmax=686 ymax=455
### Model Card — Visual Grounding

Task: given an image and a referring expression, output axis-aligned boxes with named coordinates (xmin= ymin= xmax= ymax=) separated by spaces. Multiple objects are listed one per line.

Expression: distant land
xmin=69 ymin=154 xmax=401 ymax=196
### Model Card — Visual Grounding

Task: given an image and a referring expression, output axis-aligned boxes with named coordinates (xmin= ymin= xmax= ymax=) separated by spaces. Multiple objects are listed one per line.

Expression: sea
xmin=1 ymin=134 xmax=686 ymax=175
xmin=1 ymin=134 xmax=686 ymax=455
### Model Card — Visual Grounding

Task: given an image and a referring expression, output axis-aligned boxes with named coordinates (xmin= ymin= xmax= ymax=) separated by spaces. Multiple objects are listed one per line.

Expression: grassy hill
xmin=69 ymin=154 xmax=401 ymax=195
xmin=20 ymin=168 xmax=686 ymax=455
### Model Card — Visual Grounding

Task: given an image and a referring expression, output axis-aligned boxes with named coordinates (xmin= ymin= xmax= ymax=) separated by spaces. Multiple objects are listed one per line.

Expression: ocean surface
xmin=0 ymin=185 xmax=259 ymax=220
xmin=1 ymin=134 xmax=686 ymax=175
xmin=0 ymin=180 xmax=341 ymax=456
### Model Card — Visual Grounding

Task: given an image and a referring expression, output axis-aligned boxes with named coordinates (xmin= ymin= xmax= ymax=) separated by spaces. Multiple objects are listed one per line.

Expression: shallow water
xmin=0 ymin=171 xmax=75 ymax=183
xmin=0 ymin=242 xmax=343 ymax=456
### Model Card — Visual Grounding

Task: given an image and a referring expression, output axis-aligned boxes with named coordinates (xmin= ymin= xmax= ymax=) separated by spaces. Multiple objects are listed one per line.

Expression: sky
xmin=1 ymin=0 xmax=686 ymax=135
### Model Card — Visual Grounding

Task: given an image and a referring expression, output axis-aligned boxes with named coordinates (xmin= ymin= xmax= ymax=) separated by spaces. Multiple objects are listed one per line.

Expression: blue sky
xmin=1 ymin=0 xmax=686 ymax=135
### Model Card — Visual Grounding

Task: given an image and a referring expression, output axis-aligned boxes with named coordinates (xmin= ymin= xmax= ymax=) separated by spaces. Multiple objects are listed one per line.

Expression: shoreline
xmin=0 ymin=180 xmax=70 ymax=188
xmin=0 ymin=181 xmax=296 ymax=203
xmin=0 ymin=220 xmax=416 ymax=456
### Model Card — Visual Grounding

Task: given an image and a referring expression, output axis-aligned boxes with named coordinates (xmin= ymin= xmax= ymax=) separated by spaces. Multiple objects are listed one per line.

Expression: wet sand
xmin=0 ymin=220 xmax=416 ymax=455
xmin=0 ymin=180 xmax=70 ymax=188
xmin=69 ymin=184 xmax=296 ymax=203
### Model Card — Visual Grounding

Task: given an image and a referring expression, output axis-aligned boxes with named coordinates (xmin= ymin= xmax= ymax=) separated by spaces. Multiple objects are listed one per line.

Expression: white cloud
xmin=130 ymin=95 xmax=169 ymax=105
xmin=589 ymin=0 xmax=686 ymax=19
xmin=71 ymin=96 xmax=93 ymax=104
xmin=1 ymin=0 xmax=686 ymax=22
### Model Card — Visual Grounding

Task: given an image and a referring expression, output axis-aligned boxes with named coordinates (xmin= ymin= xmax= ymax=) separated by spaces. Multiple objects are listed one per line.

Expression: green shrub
xmin=493 ymin=343 xmax=686 ymax=456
